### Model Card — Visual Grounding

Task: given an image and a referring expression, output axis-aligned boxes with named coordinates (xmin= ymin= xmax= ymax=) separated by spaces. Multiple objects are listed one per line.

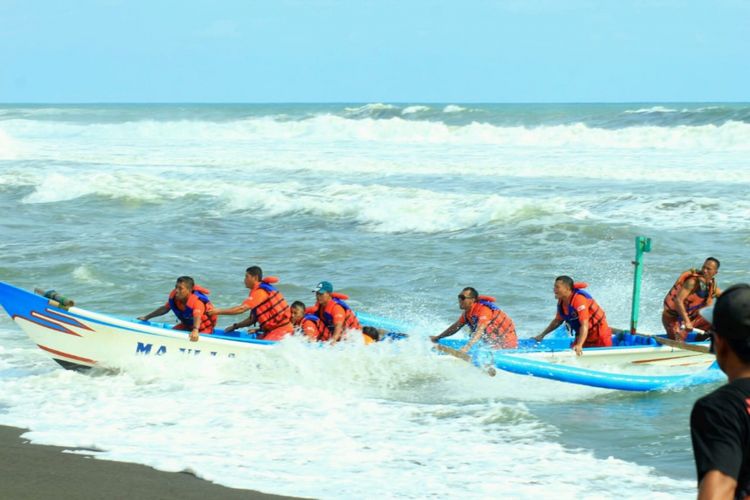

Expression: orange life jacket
xmin=251 ymin=278 xmax=292 ymax=333
xmin=295 ymin=312 xmax=322 ymax=340
xmin=168 ymin=285 xmax=216 ymax=333
xmin=663 ymin=269 xmax=717 ymax=319
xmin=462 ymin=297 xmax=517 ymax=349
xmin=557 ymin=284 xmax=609 ymax=346
xmin=316 ymin=296 xmax=361 ymax=341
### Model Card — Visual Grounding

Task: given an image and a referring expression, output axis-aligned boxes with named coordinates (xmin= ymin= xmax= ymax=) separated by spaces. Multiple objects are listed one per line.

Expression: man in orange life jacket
xmin=533 ymin=276 xmax=612 ymax=356
xmin=211 ymin=266 xmax=294 ymax=341
xmin=137 ymin=276 xmax=216 ymax=342
xmin=430 ymin=287 xmax=517 ymax=353
xmin=662 ymin=257 xmax=721 ymax=341
xmin=290 ymin=300 xmax=322 ymax=340
xmin=294 ymin=299 xmax=383 ymax=344
xmin=312 ymin=281 xmax=361 ymax=344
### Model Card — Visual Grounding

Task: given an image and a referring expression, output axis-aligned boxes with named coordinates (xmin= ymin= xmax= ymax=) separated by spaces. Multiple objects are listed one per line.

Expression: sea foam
xmin=4 ymin=115 xmax=750 ymax=152
xmin=0 ymin=333 xmax=696 ymax=498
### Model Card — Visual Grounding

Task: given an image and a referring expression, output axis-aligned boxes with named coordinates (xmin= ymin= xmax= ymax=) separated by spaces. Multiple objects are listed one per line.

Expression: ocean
xmin=0 ymin=102 xmax=749 ymax=498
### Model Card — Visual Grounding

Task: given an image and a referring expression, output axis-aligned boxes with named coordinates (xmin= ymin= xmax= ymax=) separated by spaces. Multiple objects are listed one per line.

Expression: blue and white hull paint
xmin=0 ymin=282 xmax=412 ymax=370
xmin=0 ymin=281 xmax=280 ymax=369
xmin=488 ymin=352 xmax=723 ymax=391
xmin=0 ymin=281 xmax=721 ymax=391
xmin=437 ymin=331 xmax=720 ymax=391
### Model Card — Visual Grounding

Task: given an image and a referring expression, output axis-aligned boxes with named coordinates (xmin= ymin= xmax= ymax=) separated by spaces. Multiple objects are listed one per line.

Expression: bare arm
xmin=697 ymin=470 xmax=737 ymax=500
xmin=330 ymin=322 xmax=345 ymax=344
xmin=573 ymin=321 xmax=588 ymax=356
xmin=430 ymin=320 xmax=464 ymax=343
xmin=461 ymin=324 xmax=486 ymax=353
xmin=189 ymin=309 xmax=202 ymax=342
xmin=223 ymin=314 xmax=256 ymax=333
xmin=138 ymin=305 xmax=170 ymax=321
xmin=210 ymin=304 xmax=251 ymax=317
xmin=533 ymin=318 xmax=563 ymax=342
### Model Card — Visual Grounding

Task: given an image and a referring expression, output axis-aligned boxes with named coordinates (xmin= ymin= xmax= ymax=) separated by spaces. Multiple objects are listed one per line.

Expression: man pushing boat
xmin=137 ymin=276 xmax=217 ymax=341
xmin=311 ymin=281 xmax=361 ymax=344
xmin=533 ymin=276 xmax=612 ymax=356
xmin=430 ymin=287 xmax=517 ymax=352
xmin=662 ymin=257 xmax=721 ymax=341
xmin=211 ymin=266 xmax=294 ymax=341
xmin=290 ymin=300 xmax=322 ymax=340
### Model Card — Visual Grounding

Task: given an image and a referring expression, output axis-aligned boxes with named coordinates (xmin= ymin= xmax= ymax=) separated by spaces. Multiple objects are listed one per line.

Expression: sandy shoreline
xmin=0 ymin=425 xmax=301 ymax=500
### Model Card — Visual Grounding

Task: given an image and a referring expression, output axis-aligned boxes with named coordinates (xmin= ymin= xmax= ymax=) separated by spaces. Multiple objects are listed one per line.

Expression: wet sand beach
xmin=0 ymin=425 xmax=299 ymax=500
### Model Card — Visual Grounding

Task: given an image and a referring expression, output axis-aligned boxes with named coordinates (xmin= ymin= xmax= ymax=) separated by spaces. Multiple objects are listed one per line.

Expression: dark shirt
xmin=691 ymin=377 xmax=750 ymax=499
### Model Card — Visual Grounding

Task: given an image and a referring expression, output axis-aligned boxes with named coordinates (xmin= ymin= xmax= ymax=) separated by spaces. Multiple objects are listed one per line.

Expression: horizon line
xmin=2 ymin=100 xmax=749 ymax=106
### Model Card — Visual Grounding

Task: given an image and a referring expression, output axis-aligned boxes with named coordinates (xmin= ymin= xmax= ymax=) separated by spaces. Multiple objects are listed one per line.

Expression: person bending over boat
xmin=292 ymin=299 xmax=385 ymax=344
xmin=662 ymin=257 xmax=721 ymax=341
xmin=690 ymin=283 xmax=750 ymax=499
xmin=290 ymin=301 xmax=323 ymax=340
xmin=533 ymin=276 xmax=612 ymax=356
xmin=311 ymin=281 xmax=361 ymax=344
xmin=430 ymin=287 xmax=517 ymax=353
xmin=211 ymin=266 xmax=294 ymax=341
xmin=361 ymin=326 xmax=388 ymax=344
xmin=293 ymin=298 xmax=387 ymax=344
xmin=137 ymin=276 xmax=217 ymax=341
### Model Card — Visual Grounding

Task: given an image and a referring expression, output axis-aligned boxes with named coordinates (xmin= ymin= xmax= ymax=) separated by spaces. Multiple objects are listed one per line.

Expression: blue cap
xmin=313 ymin=281 xmax=333 ymax=294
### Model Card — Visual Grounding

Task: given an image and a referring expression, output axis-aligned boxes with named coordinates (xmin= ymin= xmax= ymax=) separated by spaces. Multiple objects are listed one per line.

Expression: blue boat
xmin=0 ymin=281 xmax=721 ymax=391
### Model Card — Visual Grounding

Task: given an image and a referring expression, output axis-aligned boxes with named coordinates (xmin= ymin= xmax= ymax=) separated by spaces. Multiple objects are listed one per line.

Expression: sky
xmin=1 ymin=0 xmax=748 ymax=103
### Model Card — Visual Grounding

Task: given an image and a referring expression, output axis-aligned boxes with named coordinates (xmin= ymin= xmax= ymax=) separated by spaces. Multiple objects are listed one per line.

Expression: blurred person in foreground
xmin=690 ymin=283 xmax=750 ymax=499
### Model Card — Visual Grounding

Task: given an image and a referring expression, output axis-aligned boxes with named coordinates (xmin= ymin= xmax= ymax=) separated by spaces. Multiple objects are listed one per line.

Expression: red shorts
xmin=661 ymin=311 xmax=711 ymax=340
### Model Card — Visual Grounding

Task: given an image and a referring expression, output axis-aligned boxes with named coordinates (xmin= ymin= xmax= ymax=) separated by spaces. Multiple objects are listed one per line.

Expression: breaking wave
xmin=11 ymin=170 xmax=750 ymax=235
xmin=2 ymin=115 xmax=750 ymax=151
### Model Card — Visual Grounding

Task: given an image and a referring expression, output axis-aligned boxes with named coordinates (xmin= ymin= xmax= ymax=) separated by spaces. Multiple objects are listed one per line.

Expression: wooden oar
xmin=433 ymin=343 xmax=497 ymax=376
xmin=651 ymin=336 xmax=711 ymax=354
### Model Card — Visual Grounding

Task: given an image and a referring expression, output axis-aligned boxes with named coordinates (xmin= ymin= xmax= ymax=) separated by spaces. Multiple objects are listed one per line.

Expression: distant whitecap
xmin=401 ymin=105 xmax=430 ymax=115
xmin=443 ymin=104 xmax=467 ymax=113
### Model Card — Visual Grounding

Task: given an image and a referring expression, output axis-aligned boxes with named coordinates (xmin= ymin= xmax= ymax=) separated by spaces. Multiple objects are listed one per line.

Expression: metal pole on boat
xmin=630 ymin=236 xmax=651 ymax=333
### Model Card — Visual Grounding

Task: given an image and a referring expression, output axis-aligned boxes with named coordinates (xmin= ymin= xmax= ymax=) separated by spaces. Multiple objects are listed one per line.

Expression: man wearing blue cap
xmin=312 ymin=281 xmax=361 ymax=344
xmin=690 ymin=283 xmax=750 ymax=499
